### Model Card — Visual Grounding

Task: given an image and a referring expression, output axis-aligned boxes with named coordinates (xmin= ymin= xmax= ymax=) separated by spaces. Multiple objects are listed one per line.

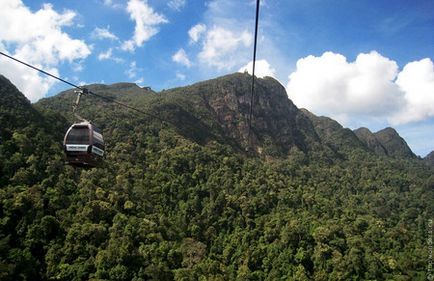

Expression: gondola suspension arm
xmin=72 ymin=88 xmax=88 ymax=122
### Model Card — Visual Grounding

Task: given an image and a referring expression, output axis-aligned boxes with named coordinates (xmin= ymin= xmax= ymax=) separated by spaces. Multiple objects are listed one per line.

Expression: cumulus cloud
xmin=198 ymin=26 xmax=252 ymax=70
xmin=188 ymin=23 xmax=206 ymax=43
xmin=168 ymin=0 xmax=186 ymax=11
xmin=286 ymin=51 xmax=403 ymax=123
xmin=121 ymin=0 xmax=168 ymax=52
xmin=71 ymin=61 xmax=85 ymax=72
xmin=286 ymin=51 xmax=434 ymax=126
xmin=0 ymin=54 xmax=59 ymax=102
xmin=102 ymin=0 xmax=123 ymax=9
xmin=0 ymin=0 xmax=90 ymax=101
xmin=134 ymin=77 xmax=144 ymax=85
xmin=176 ymin=72 xmax=186 ymax=81
xmin=98 ymin=49 xmax=113 ymax=60
xmin=238 ymin=59 xmax=276 ymax=78
xmin=97 ymin=48 xmax=123 ymax=63
xmin=125 ymin=61 xmax=142 ymax=79
xmin=392 ymin=58 xmax=434 ymax=124
xmin=172 ymin=48 xmax=191 ymax=67
xmin=92 ymin=26 xmax=119 ymax=41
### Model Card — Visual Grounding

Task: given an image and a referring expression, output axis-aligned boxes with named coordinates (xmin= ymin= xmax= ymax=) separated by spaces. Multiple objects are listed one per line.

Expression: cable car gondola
xmin=63 ymin=88 xmax=104 ymax=167
xmin=64 ymin=121 xmax=105 ymax=167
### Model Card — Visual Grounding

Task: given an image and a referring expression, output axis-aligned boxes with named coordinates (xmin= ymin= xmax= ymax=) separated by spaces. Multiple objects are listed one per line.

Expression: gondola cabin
xmin=63 ymin=121 xmax=104 ymax=167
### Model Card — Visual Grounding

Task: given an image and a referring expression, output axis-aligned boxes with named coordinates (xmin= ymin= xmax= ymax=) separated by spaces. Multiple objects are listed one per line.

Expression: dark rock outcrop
xmin=373 ymin=127 xmax=416 ymax=158
xmin=424 ymin=150 xmax=434 ymax=166
xmin=354 ymin=127 xmax=388 ymax=156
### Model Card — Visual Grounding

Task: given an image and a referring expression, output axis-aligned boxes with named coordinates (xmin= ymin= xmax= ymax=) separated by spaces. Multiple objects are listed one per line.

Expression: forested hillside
xmin=0 ymin=73 xmax=433 ymax=280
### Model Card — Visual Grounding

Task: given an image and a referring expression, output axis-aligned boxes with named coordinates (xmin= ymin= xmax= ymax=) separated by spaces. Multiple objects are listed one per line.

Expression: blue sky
xmin=0 ymin=0 xmax=433 ymax=156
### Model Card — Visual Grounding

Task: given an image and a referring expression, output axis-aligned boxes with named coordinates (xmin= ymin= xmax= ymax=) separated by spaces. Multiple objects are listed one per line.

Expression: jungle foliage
xmin=0 ymin=74 xmax=433 ymax=280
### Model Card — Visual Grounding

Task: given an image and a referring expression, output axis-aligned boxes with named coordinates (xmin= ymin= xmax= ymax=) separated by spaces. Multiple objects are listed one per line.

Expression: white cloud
xmin=98 ymin=48 xmax=113 ymax=60
xmin=392 ymin=58 xmax=434 ymax=124
xmin=0 ymin=0 xmax=91 ymax=102
xmin=238 ymin=59 xmax=276 ymax=78
xmin=71 ymin=61 xmax=85 ymax=72
xmin=92 ymin=26 xmax=119 ymax=41
xmin=176 ymin=72 xmax=186 ymax=80
xmin=188 ymin=23 xmax=206 ymax=43
xmin=121 ymin=0 xmax=168 ymax=52
xmin=97 ymin=48 xmax=123 ymax=63
xmin=0 ymin=57 xmax=58 ymax=103
xmin=134 ymin=77 xmax=144 ymax=85
xmin=121 ymin=40 xmax=135 ymax=52
xmin=168 ymin=0 xmax=186 ymax=11
xmin=286 ymin=51 xmax=434 ymax=126
xmin=198 ymin=26 xmax=252 ymax=70
xmin=172 ymin=48 xmax=191 ymax=67
xmin=102 ymin=0 xmax=123 ymax=9
xmin=177 ymin=1 xmax=282 ymax=77
xmin=125 ymin=61 xmax=141 ymax=79
xmin=287 ymin=51 xmax=405 ymax=122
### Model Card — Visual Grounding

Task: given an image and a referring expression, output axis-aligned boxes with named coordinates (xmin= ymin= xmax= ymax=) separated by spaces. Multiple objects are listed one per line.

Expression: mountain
xmin=301 ymin=109 xmax=367 ymax=156
xmin=161 ymin=73 xmax=320 ymax=156
xmin=37 ymin=73 xmax=322 ymax=157
xmin=1 ymin=73 xmax=433 ymax=280
xmin=0 ymin=75 xmax=41 ymax=140
xmin=0 ymin=75 xmax=66 ymax=186
xmin=353 ymin=126 xmax=417 ymax=159
xmin=354 ymin=127 xmax=388 ymax=156
xmin=354 ymin=127 xmax=417 ymax=158
xmin=35 ymin=73 xmax=420 ymax=161
xmin=425 ymin=150 xmax=434 ymax=166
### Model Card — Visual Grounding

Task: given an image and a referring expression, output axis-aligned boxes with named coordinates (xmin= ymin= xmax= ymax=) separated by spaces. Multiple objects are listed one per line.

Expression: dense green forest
xmin=0 ymin=74 xmax=433 ymax=280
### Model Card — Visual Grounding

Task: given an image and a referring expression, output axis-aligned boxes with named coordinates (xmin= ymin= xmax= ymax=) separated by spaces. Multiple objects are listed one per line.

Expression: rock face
xmin=373 ymin=127 xmax=416 ymax=158
xmin=354 ymin=127 xmax=415 ymax=158
xmin=301 ymin=109 xmax=366 ymax=154
xmin=424 ymin=151 xmax=434 ymax=166
xmin=162 ymin=73 xmax=320 ymax=155
xmin=354 ymin=127 xmax=388 ymax=156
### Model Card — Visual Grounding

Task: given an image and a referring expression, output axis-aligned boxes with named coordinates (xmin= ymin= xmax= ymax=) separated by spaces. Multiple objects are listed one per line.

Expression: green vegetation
xmin=0 ymin=74 xmax=433 ymax=280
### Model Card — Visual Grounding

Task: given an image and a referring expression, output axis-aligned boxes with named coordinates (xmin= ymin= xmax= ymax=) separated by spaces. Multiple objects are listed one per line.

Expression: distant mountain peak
xmin=22 ymin=71 xmax=423 ymax=161
xmin=424 ymin=150 xmax=434 ymax=166
xmin=354 ymin=127 xmax=388 ymax=156
xmin=164 ymin=72 xmax=319 ymax=155
xmin=301 ymin=108 xmax=366 ymax=156
xmin=354 ymin=126 xmax=415 ymax=158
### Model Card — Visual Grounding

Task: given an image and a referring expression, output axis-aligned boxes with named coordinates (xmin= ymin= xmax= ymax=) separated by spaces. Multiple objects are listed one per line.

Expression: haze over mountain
xmin=0 ymin=73 xmax=433 ymax=280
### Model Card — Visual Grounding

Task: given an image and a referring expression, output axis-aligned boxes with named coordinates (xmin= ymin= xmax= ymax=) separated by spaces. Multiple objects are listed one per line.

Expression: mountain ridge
xmin=354 ymin=126 xmax=416 ymax=158
xmin=6 ymin=72 xmax=426 ymax=161
xmin=424 ymin=150 xmax=434 ymax=165
xmin=0 ymin=75 xmax=42 ymax=140
xmin=1 ymin=72 xmax=433 ymax=280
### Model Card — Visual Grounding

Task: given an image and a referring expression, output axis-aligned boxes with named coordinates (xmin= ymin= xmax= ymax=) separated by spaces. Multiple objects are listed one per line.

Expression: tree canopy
xmin=0 ymin=74 xmax=433 ymax=280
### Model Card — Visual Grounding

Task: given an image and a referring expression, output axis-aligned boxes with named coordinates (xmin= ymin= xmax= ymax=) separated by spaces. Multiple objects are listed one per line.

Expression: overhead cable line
xmin=0 ymin=51 xmax=176 ymax=127
xmin=247 ymin=0 xmax=260 ymax=149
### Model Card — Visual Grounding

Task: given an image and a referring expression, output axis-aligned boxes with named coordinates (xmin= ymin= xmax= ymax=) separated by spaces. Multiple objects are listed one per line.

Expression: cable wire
xmin=0 ymin=51 xmax=176 ymax=127
xmin=247 ymin=0 xmax=260 ymax=147
xmin=2 ymin=0 xmax=262 ymax=135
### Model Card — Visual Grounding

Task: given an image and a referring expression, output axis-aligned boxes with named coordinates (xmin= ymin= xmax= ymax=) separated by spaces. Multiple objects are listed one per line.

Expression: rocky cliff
xmin=354 ymin=127 xmax=416 ymax=158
